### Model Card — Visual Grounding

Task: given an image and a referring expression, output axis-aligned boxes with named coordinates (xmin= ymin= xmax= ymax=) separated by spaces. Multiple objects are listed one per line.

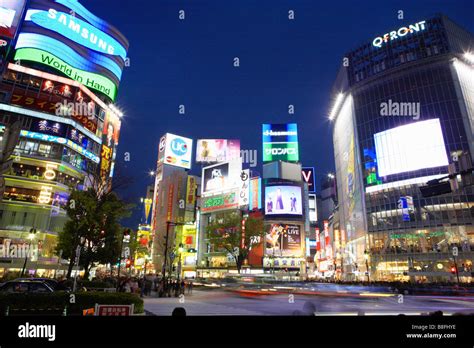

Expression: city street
xmin=144 ymin=287 xmax=474 ymax=316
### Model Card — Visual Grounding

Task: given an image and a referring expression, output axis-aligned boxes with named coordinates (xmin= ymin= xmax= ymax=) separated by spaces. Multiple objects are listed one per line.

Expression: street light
xmin=160 ymin=221 xmax=186 ymax=297
xmin=21 ymin=228 xmax=37 ymax=277
xmin=364 ymin=250 xmax=370 ymax=282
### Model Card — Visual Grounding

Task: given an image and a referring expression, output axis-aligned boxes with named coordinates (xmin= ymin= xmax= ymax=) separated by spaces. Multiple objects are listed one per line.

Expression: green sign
xmin=263 ymin=142 xmax=299 ymax=162
xmin=390 ymin=231 xmax=445 ymax=239
xmin=14 ymin=48 xmax=117 ymax=101
xmin=202 ymin=192 xmax=238 ymax=213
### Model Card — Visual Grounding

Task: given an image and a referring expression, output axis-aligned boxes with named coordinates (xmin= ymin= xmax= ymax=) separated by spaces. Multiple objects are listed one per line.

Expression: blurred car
xmin=14 ymin=278 xmax=71 ymax=291
xmin=0 ymin=280 xmax=54 ymax=293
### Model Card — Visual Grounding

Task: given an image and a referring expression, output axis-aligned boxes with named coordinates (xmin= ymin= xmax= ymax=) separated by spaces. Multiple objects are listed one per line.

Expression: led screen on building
xmin=265 ymin=224 xmax=302 ymax=256
xmin=196 ymin=139 xmax=240 ymax=163
xmin=201 ymin=160 xmax=241 ymax=194
xmin=265 ymin=184 xmax=302 ymax=216
xmin=160 ymin=133 xmax=193 ymax=170
xmin=374 ymin=119 xmax=449 ymax=177
xmin=262 ymin=123 xmax=299 ymax=162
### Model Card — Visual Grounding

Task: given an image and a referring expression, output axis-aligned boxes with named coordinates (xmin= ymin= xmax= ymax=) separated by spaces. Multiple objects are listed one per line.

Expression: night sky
xmin=80 ymin=0 xmax=474 ymax=227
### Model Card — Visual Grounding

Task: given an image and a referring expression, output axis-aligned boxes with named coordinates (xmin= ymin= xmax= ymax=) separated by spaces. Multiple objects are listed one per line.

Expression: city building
xmin=0 ymin=0 xmax=128 ymax=277
xmin=330 ymin=15 xmax=474 ymax=282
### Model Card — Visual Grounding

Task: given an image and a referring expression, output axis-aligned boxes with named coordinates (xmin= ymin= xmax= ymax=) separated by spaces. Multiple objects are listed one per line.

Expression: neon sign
xmin=20 ymin=130 xmax=100 ymax=163
xmin=14 ymin=48 xmax=117 ymax=100
xmin=29 ymin=9 xmax=127 ymax=60
xmin=16 ymin=33 xmax=123 ymax=80
xmin=372 ymin=21 xmax=426 ymax=48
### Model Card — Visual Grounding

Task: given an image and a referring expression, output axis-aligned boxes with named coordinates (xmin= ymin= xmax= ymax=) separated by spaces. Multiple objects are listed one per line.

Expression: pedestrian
xmin=180 ymin=280 xmax=185 ymax=295
xmin=188 ymin=280 xmax=193 ymax=295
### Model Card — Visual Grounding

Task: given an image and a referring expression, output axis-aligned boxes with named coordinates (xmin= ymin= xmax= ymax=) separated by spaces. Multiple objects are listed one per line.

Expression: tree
xmin=206 ymin=211 xmax=264 ymax=273
xmin=56 ymin=187 xmax=132 ymax=279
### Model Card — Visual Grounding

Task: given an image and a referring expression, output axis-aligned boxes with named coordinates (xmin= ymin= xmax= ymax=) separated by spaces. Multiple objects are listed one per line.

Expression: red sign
xmin=95 ymin=304 xmax=133 ymax=316
xmin=166 ymin=184 xmax=174 ymax=222
xmin=315 ymin=228 xmax=320 ymax=251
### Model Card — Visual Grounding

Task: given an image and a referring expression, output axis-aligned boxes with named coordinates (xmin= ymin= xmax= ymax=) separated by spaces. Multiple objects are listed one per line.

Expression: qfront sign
xmin=372 ymin=21 xmax=426 ymax=48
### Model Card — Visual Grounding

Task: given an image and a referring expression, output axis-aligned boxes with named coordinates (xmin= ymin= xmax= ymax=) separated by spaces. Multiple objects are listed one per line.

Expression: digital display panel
xmin=201 ymin=160 xmax=241 ymax=194
xmin=196 ymin=139 xmax=240 ymax=163
xmin=265 ymin=224 xmax=302 ymax=256
xmin=265 ymin=184 xmax=302 ymax=216
xmin=262 ymin=123 xmax=299 ymax=162
xmin=374 ymin=119 xmax=449 ymax=177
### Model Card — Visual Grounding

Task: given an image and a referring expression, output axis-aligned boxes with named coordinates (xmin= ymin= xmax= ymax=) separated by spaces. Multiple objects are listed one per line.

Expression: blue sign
xmin=16 ymin=33 xmax=123 ymax=81
xmin=29 ymin=9 xmax=127 ymax=60
xmin=171 ymin=138 xmax=188 ymax=156
xmin=262 ymin=123 xmax=298 ymax=143
xmin=398 ymin=197 xmax=410 ymax=222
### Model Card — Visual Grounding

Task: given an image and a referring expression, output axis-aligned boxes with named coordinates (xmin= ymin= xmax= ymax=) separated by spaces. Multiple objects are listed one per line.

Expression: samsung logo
xmin=47 ymin=9 xmax=115 ymax=54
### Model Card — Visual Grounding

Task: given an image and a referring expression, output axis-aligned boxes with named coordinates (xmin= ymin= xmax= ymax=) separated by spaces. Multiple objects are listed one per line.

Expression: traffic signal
xmin=451 ymin=266 xmax=456 ymax=274
xmin=125 ymin=259 xmax=132 ymax=268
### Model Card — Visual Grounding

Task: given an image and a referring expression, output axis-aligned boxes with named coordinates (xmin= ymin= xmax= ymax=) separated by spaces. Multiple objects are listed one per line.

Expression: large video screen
xmin=265 ymin=224 xmax=301 ymax=256
xmin=265 ymin=185 xmax=302 ymax=216
xmin=374 ymin=119 xmax=449 ymax=177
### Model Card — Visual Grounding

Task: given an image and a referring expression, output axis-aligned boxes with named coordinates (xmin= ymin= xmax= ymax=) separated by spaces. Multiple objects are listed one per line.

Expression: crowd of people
xmin=116 ymin=274 xmax=194 ymax=298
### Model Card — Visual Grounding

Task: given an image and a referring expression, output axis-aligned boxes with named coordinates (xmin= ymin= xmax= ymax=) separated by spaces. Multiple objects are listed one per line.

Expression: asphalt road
xmin=144 ymin=287 xmax=474 ymax=316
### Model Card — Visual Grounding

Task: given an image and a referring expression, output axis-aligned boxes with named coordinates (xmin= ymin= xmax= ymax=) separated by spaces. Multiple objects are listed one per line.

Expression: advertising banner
xmin=201 ymin=160 xmax=241 ymax=195
xmin=0 ymin=0 xmax=26 ymax=39
xmin=239 ymin=169 xmax=250 ymax=207
xmin=249 ymin=177 xmax=262 ymax=210
xmin=196 ymin=139 xmax=240 ymax=163
xmin=262 ymin=123 xmax=299 ymax=162
xmin=161 ymin=133 xmax=193 ymax=170
xmin=265 ymin=224 xmax=302 ymax=256
xmin=301 ymin=167 xmax=315 ymax=192
xmin=201 ymin=190 xmax=239 ymax=213
xmin=265 ymin=184 xmax=302 ymax=216
xmin=186 ymin=176 xmax=197 ymax=206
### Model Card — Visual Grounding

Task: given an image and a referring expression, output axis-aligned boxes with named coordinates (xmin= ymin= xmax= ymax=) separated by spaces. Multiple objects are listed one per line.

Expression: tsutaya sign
xmin=372 ymin=21 xmax=427 ymax=48
xmin=14 ymin=48 xmax=117 ymax=100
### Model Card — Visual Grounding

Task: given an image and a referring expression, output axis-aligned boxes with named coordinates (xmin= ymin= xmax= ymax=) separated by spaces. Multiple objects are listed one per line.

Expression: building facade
xmin=330 ymin=15 xmax=474 ymax=282
xmin=0 ymin=0 xmax=128 ymax=277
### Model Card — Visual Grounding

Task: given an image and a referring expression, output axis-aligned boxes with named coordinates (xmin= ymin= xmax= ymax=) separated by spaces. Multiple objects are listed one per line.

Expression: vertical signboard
xmin=239 ymin=169 xmax=250 ymax=207
xmin=262 ymin=123 xmax=299 ymax=162
xmin=249 ymin=177 xmax=262 ymax=210
xmin=301 ymin=167 xmax=315 ymax=192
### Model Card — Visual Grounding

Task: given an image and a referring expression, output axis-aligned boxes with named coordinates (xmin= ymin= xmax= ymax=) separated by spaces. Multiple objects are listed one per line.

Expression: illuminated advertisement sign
xmin=374 ymin=119 xmax=449 ymax=177
xmin=239 ymin=169 xmax=250 ymax=207
xmin=100 ymin=144 xmax=112 ymax=180
xmin=0 ymin=0 xmax=26 ymax=39
xmin=301 ymin=167 xmax=315 ymax=192
xmin=28 ymin=9 xmax=127 ymax=59
xmin=186 ymin=176 xmax=197 ymax=206
xmin=196 ymin=139 xmax=240 ymax=163
xmin=308 ymin=193 xmax=317 ymax=223
xmin=20 ymin=130 xmax=99 ymax=163
xmin=263 ymin=256 xmax=303 ymax=269
xmin=265 ymin=224 xmax=302 ymax=257
xmin=14 ymin=48 xmax=118 ymax=100
xmin=249 ymin=177 xmax=262 ymax=210
xmin=159 ymin=133 xmax=193 ymax=170
xmin=201 ymin=190 xmax=239 ymax=213
xmin=265 ymin=184 xmax=302 ymax=216
xmin=15 ymin=33 xmax=123 ymax=82
xmin=201 ymin=160 xmax=241 ymax=195
xmin=372 ymin=21 xmax=426 ymax=48
xmin=262 ymin=123 xmax=299 ymax=162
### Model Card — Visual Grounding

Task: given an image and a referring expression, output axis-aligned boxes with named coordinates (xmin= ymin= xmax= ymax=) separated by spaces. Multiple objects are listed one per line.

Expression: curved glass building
xmin=330 ymin=15 xmax=474 ymax=282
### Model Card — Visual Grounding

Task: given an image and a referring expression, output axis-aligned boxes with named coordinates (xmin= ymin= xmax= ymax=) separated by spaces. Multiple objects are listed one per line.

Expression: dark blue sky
xmin=81 ymin=0 xmax=474 ymax=227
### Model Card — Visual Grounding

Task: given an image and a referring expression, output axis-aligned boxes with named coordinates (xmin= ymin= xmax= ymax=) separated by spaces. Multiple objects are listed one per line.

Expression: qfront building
xmin=0 ymin=0 xmax=128 ymax=276
xmin=330 ymin=15 xmax=474 ymax=282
